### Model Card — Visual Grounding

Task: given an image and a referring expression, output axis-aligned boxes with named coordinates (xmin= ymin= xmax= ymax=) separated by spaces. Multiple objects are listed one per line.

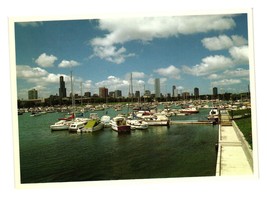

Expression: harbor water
xmin=18 ymin=107 xmax=218 ymax=183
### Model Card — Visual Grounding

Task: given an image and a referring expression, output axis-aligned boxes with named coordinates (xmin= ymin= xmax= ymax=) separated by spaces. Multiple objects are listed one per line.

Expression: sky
xmin=14 ymin=13 xmax=250 ymax=99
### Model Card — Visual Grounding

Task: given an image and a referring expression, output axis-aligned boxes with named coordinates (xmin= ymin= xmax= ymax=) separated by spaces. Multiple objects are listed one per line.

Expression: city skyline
xmin=15 ymin=13 xmax=250 ymax=99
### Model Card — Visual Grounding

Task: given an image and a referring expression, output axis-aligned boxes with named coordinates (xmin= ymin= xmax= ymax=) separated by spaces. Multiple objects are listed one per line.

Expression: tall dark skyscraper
xmin=213 ymin=87 xmax=218 ymax=98
xmin=194 ymin=87 xmax=199 ymax=99
xmin=59 ymin=76 xmax=67 ymax=98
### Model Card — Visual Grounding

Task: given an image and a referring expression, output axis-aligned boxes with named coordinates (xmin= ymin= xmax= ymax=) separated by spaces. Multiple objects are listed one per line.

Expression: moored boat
xmin=77 ymin=119 xmax=104 ymax=133
xmin=141 ymin=113 xmax=170 ymax=126
xmin=179 ymin=107 xmax=199 ymax=114
xmin=207 ymin=108 xmax=220 ymax=123
xmin=50 ymin=120 xmax=72 ymax=131
xmin=126 ymin=119 xmax=148 ymax=130
xmin=110 ymin=116 xmax=131 ymax=133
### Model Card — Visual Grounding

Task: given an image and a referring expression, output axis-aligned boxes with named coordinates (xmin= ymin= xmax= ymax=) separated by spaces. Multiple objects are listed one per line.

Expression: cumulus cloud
xmin=154 ymin=65 xmax=181 ymax=79
xmin=90 ymin=15 xmax=236 ymax=64
xmin=16 ymin=65 xmax=48 ymax=78
xmin=208 ymin=68 xmax=249 ymax=80
xmin=91 ymin=45 xmax=135 ymax=64
xmin=183 ymin=55 xmax=234 ymax=76
xmin=58 ymin=60 xmax=81 ymax=68
xmin=201 ymin=35 xmax=247 ymax=51
xmin=35 ymin=53 xmax=58 ymax=67
xmin=95 ymin=76 xmax=129 ymax=90
xmin=212 ymin=79 xmax=241 ymax=87
xmin=229 ymin=45 xmax=249 ymax=65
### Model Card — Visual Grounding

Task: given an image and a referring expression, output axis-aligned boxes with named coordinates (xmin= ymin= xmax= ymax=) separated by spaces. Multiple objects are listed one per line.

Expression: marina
xmin=17 ymin=103 xmax=223 ymax=183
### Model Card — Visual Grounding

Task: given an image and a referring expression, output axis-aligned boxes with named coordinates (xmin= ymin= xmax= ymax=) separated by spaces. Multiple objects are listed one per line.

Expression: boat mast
xmin=70 ymin=71 xmax=75 ymax=107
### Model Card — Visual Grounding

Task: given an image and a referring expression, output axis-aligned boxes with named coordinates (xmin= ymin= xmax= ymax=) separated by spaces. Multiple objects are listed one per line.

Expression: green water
xmin=18 ymin=108 xmax=218 ymax=183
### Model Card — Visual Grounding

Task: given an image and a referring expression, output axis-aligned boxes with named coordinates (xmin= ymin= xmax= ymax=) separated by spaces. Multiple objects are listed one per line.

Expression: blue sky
xmin=15 ymin=13 xmax=250 ymax=99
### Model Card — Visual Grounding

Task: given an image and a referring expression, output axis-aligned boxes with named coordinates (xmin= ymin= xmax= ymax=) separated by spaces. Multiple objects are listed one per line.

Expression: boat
xmin=100 ymin=115 xmax=111 ymax=127
xmin=207 ymin=108 xmax=220 ymax=123
xmin=110 ymin=116 xmax=131 ymax=133
xmin=179 ymin=107 xmax=199 ymax=114
xmin=50 ymin=120 xmax=72 ymax=131
xmin=141 ymin=113 xmax=170 ymax=126
xmin=126 ymin=119 xmax=148 ymax=130
xmin=77 ymin=119 xmax=104 ymax=133
xmin=68 ymin=121 xmax=86 ymax=132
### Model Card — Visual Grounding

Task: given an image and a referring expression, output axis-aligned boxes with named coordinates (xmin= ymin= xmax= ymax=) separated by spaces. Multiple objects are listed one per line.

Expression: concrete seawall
xmin=215 ymin=110 xmax=253 ymax=176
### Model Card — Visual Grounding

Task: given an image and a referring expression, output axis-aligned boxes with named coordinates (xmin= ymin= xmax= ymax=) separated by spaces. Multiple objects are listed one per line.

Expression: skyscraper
xmin=213 ymin=87 xmax=218 ymax=98
xmin=155 ymin=78 xmax=160 ymax=98
xmin=28 ymin=89 xmax=38 ymax=99
xmin=194 ymin=87 xmax=199 ymax=99
xmin=59 ymin=76 xmax=67 ymax=98
xmin=172 ymin=85 xmax=176 ymax=97
xmin=99 ymin=87 xmax=108 ymax=98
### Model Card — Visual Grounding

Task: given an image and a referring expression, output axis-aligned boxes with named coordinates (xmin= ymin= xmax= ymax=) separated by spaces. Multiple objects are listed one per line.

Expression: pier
xmin=170 ymin=120 xmax=214 ymax=125
xmin=216 ymin=110 xmax=253 ymax=176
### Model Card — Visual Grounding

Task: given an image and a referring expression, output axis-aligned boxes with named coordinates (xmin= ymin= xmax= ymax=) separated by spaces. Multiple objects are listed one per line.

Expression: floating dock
xmin=170 ymin=120 xmax=214 ymax=125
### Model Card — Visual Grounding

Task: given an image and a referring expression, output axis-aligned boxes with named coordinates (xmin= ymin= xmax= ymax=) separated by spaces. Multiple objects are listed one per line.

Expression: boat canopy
xmin=84 ymin=120 xmax=97 ymax=128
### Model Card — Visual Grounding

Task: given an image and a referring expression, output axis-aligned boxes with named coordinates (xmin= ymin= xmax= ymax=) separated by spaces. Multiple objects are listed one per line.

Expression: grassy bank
xmin=232 ymin=109 xmax=253 ymax=149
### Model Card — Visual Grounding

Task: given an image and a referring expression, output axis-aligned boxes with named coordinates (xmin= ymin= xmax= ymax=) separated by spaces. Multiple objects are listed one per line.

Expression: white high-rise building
xmin=155 ymin=78 xmax=160 ymax=98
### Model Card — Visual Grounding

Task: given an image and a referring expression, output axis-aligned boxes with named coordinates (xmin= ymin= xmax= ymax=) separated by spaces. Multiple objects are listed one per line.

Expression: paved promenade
xmin=216 ymin=110 xmax=253 ymax=176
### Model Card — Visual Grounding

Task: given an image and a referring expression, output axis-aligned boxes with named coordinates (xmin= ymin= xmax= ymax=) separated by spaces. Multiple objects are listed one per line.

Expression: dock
xmin=170 ymin=120 xmax=214 ymax=125
xmin=215 ymin=110 xmax=253 ymax=176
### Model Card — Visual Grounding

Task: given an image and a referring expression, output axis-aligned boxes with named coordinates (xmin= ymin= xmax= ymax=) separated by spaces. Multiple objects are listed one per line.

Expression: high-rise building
xmin=182 ymin=92 xmax=190 ymax=100
xmin=59 ymin=76 xmax=67 ymax=98
xmin=99 ymin=87 xmax=108 ymax=98
xmin=155 ymin=78 xmax=160 ymax=98
xmin=114 ymin=90 xmax=122 ymax=98
xmin=172 ymin=85 xmax=176 ymax=97
xmin=28 ymin=89 xmax=38 ymax=99
xmin=194 ymin=87 xmax=199 ymax=99
xmin=135 ymin=91 xmax=140 ymax=98
xmin=213 ymin=87 xmax=218 ymax=98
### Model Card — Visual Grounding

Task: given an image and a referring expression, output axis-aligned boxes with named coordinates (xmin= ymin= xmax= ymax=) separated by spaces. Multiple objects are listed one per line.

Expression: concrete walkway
xmin=216 ymin=110 xmax=253 ymax=176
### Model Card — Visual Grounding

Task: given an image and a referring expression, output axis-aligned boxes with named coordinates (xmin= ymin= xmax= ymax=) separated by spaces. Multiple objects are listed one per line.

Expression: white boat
xmin=101 ymin=115 xmax=111 ymax=127
xmin=141 ymin=113 xmax=170 ymax=126
xmin=68 ymin=121 xmax=86 ymax=132
xmin=207 ymin=108 xmax=220 ymax=123
xmin=179 ymin=107 xmax=199 ymax=114
xmin=50 ymin=120 xmax=72 ymax=131
xmin=126 ymin=119 xmax=148 ymax=130
xmin=77 ymin=119 xmax=104 ymax=133
xmin=110 ymin=116 xmax=131 ymax=133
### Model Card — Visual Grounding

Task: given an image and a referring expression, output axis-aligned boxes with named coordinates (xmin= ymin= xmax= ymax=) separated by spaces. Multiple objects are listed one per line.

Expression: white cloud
xmin=95 ymin=76 xmax=129 ymax=91
xmin=229 ymin=45 xmax=249 ymax=65
xmin=208 ymin=68 xmax=249 ymax=79
xmin=58 ymin=60 xmax=81 ymax=68
xmin=91 ymin=45 xmax=135 ymax=64
xmin=154 ymin=65 xmax=181 ymax=79
xmin=16 ymin=65 xmax=48 ymax=78
xmin=183 ymin=55 xmax=234 ymax=76
xmin=201 ymin=35 xmax=247 ymax=51
xmin=35 ymin=53 xmax=58 ymax=67
xmin=212 ymin=79 xmax=241 ymax=87
xmin=90 ymin=15 xmax=236 ymax=64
